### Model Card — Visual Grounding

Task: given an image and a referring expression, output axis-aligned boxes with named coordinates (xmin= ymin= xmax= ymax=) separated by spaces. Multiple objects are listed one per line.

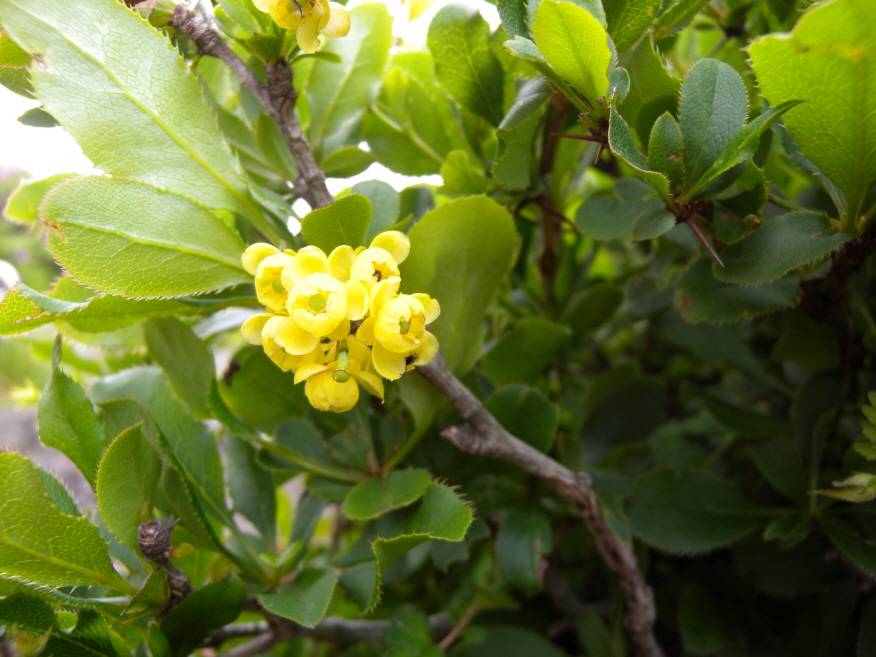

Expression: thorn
xmin=685 ymin=216 xmax=725 ymax=267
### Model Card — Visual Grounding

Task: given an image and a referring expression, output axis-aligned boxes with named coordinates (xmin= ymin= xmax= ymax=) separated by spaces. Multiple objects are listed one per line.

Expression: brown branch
xmin=170 ymin=5 xmax=332 ymax=209
xmin=417 ymin=356 xmax=664 ymax=657
xmin=137 ymin=520 xmax=192 ymax=612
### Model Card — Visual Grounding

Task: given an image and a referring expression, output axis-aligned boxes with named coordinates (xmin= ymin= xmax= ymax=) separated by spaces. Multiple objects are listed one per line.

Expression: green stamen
xmin=308 ymin=293 xmax=326 ymax=311
xmin=332 ymin=370 xmax=351 ymax=383
xmin=272 ymin=278 xmax=285 ymax=294
xmin=332 ymin=350 xmax=351 ymax=382
xmin=399 ymin=318 xmax=411 ymax=334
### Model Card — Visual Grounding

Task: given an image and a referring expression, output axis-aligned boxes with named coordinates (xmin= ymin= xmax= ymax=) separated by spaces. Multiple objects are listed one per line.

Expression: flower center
xmin=399 ymin=317 xmax=411 ymax=334
xmin=308 ymin=293 xmax=327 ymax=311
xmin=272 ymin=278 xmax=285 ymax=294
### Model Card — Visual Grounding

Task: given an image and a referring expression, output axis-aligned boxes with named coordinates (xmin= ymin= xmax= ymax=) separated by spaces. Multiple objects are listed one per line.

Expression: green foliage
xmin=301 ymin=193 xmax=371 ymax=252
xmin=259 ymin=568 xmax=339 ymax=627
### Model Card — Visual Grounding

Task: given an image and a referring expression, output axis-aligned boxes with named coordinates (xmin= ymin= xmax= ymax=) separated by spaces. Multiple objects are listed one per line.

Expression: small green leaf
xmin=259 ymin=568 xmax=339 ymax=628
xmin=498 ymin=0 xmax=528 ymax=37
xmin=608 ymin=109 xmax=671 ymax=201
xmin=342 ymin=469 xmax=431 ymax=521
xmin=496 ymin=507 xmax=553 ymax=595
xmin=824 ymin=521 xmax=876 ymax=580
xmin=226 ymin=436 xmax=277 ymax=546
xmin=352 ymin=180 xmax=401 ymax=240
xmin=322 ymin=146 xmax=376 ymax=177
xmin=653 ymin=0 xmax=711 ymax=38
xmin=560 ymin=283 xmax=622 ymax=336
xmin=162 ymin=577 xmax=246 ymax=656
xmin=0 ymin=594 xmax=55 ymax=635
xmin=144 ymin=317 xmax=216 ymax=418
xmin=0 ymin=452 xmax=127 ymax=591
xmin=627 ymin=469 xmax=760 ymax=554
xmin=43 ymin=177 xmax=248 ymax=298
xmin=494 ymin=78 xmax=551 ymax=190
xmin=486 ymin=385 xmax=559 ymax=453
xmin=0 ymin=29 xmax=32 ymax=97
xmin=604 ymin=0 xmax=662 ymax=52
xmin=38 ymin=341 xmax=107 ymax=486
xmin=619 ymin=37 xmax=680 ymax=144
xmin=679 ymin=59 xmax=748 ymax=187
xmin=482 ymin=318 xmax=570 ymax=384
xmin=677 ymin=259 xmax=797 ymax=324
xmin=96 ymin=424 xmax=162 ymax=551
xmin=301 ymin=194 xmax=371 ymax=252
xmin=44 ymin=610 xmax=122 ymax=657
xmin=384 ymin=609 xmax=442 ymax=657
xmin=715 ymin=211 xmax=853 ymax=285
xmin=532 ymin=0 xmax=611 ymax=104
xmin=576 ymin=178 xmax=674 ymax=240
xmin=428 ymin=4 xmax=505 ymax=124
xmin=3 ymin=173 xmax=75 ymax=224
xmin=0 ymin=286 xmax=54 ymax=336
xmin=647 ymin=112 xmax=684 ymax=187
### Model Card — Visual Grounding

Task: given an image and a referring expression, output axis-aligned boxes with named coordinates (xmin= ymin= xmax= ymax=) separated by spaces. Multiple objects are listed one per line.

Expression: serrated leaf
xmin=96 ymin=423 xmax=161 ymax=551
xmin=647 ymin=112 xmax=684 ymax=187
xmin=43 ymin=177 xmax=248 ymax=298
xmin=654 ymin=0 xmax=711 ymax=38
xmin=824 ymin=521 xmax=876 ymax=580
xmin=301 ymin=194 xmax=371 ymax=252
xmin=0 ymin=453 xmax=128 ymax=591
xmin=0 ymin=28 xmax=32 ymax=97
xmin=0 ymin=594 xmax=54 ymax=635
xmin=715 ymin=211 xmax=852 ymax=285
xmin=38 ymin=342 xmax=107 ymax=487
xmin=749 ymin=0 xmax=876 ymax=223
xmin=342 ymin=469 xmax=431 ymax=521
xmin=43 ymin=610 xmax=122 ymax=657
xmin=0 ymin=286 xmax=54 ymax=336
xmin=3 ymin=173 xmax=75 ymax=224
xmin=532 ymin=0 xmax=611 ymax=105
xmin=679 ymin=59 xmax=748 ymax=187
xmin=144 ymin=317 xmax=215 ymax=418
xmin=0 ymin=0 xmax=261 ymax=225
xmin=259 ymin=568 xmax=339 ymax=628
xmin=161 ymin=576 xmax=245 ymax=656
xmin=677 ymin=259 xmax=797 ymax=324
xmin=496 ymin=507 xmax=553 ymax=595
xmin=627 ymin=469 xmax=760 ymax=553
xmin=307 ymin=4 xmax=392 ymax=157
xmin=608 ymin=109 xmax=671 ymax=201
xmin=560 ymin=283 xmax=622 ymax=336
xmin=428 ymin=4 xmax=505 ymax=125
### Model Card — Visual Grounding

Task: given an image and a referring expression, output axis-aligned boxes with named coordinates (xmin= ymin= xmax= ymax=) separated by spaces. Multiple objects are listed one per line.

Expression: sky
xmin=0 ymin=0 xmax=500 ymax=195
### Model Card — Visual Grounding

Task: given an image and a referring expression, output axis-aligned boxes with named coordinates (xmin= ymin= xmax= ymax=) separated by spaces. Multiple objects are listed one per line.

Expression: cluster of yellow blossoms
xmin=240 ymin=231 xmax=440 ymax=413
xmin=252 ymin=0 xmax=350 ymax=53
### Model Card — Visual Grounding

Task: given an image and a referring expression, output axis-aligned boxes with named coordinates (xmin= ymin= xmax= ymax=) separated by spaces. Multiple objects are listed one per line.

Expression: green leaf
xmin=453 ymin=626 xmax=568 ymax=657
xmin=486 ymin=385 xmax=559 ymax=453
xmin=144 ymin=317 xmax=215 ymax=418
xmin=627 ymin=469 xmax=760 ymax=553
xmin=43 ymin=610 xmax=122 ymax=657
xmin=604 ymin=0 xmax=662 ymax=52
xmin=608 ymin=109 xmax=670 ymax=201
xmin=441 ymin=150 xmax=489 ymax=196
xmin=498 ymin=0 xmax=528 ymax=37
xmin=38 ymin=341 xmax=107 ymax=487
xmin=3 ymin=173 xmax=75 ymax=224
xmin=532 ymin=0 xmax=611 ymax=104
xmin=715 ymin=211 xmax=853 ymax=285
xmin=647 ymin=112 xmax=684 ymax=187
xmin=0 ymin=28 xmax=32 ymax=97
xmin=496 ymin=507 xmax=553 ymax=595
xmin=653 ymin=0 xmax=711 ymax=39
xmin=363 ymin=52 xmax=467 ymax=176
xmin=679 ymin=59 xmax=748 ymax=187
xmin=342 ymin=469 xmax=431 ymax=521
xmin=259 ymin=568 xmax=339 ymax=628
xmin=677 ymin=259 xmax=798 ymax=324
xmin=678 ymin=583 xmax=737 ymax=655
xmin=96 ymin=423 xmax=162 ymax=551
xmin=0 ymin=594 xmax=55 ymax=635
xmin=494 ymin=78 xmax=551 ymax=190
xmin=384 ymin=609 xmax=442 ymax=657
xmin=824 ymin=522 xmax=876 ymax=580
xmin=401 ymin=195 xmax=518 ymax=374
xmin=576 ymin=178 xmax=674 ymax=240
xmin=301 ymin=194 xmax=371 ymax=252
xmin=618 ymin=37 xmax=680 ymax=144
xmin=427 ymin=4 xmax=505 ymax=125
xmin=226 ymin=436 xmax=277 ymax=546
xmin=482 ymin=318 xmax=570 ymax=384
xmin=216 ymin=0 xmax=265 ymax=33
xmin=0 ymin=286 xmax=54 ymax=335
xmin=560 ymin=283 xmax=622 ymax=336
xmin=352 ymin=181 xmax=400 ymax=240
xmin=0 ymin=0 xmax=260 ymax=224
xmin=307 ymin=3 xmax=392 ymax=157
xmin=162 ymin=577 xmax=246 ymax=656
xmin=43 ymin=177 xmax=249 ymax=298
xmin=0 ymin=452 xmax=128 ymax=591
xmin=322 ymin=146 xmax=375 ymax=178
xmin=749 ymin=0 xmax=876 ymax=223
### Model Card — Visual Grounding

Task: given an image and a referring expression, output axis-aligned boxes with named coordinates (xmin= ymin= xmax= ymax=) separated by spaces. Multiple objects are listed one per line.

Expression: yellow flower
xmin=350 ymin=231 xmax=411 ymax=287
xmin=254 ymin=251 xmax=295 ymax=314
xmin=403 ymin=0 xmax=432 ymax=21
xmin=296 ymin=337 xmax=384 ymax=412
xmin=258 ymin=0 xmax=351 ymax=53
xmin=241 ymin=312 xmax=329 ymax=371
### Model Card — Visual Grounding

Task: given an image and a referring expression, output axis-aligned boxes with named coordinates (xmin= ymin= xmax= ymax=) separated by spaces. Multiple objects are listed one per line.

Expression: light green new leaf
xmin=0 ymin=0 xmax=257 ymax=221
xmin=0 ymin=286 xmax=54 ymax=335
xmin=0 ymin=453 xmax=128 ymax=592
xmin=307 ymin=3 xmax=392 ymax=157
xmin=677 ymin=259 xmax=797 ymax=324
xmin=401 ymin=195 xmax=517 ymax=374
xmin=38 ymin=341 xmax=107 ymax=487
xmin=628 ymin=469 xmax=760 ymax=554
xmin=342 ymin=469 xmax=431 ymax=521
xmin=0 ymin=29 xmax=31 ymax=97
xmin=496 ymin=508 xmax=553 ymax=595
xmin=532 ymin=0 xmax=611 ymax=104
xmin=259 ymin=569 xmax=339 ymax=628
xmin=749 ymin=0 xmax=876 ymax=224
xmin=608 ymin=109 xmax=671 ymax=201
xmin=679 ymin=59 xmax=748 ymax=187
xmin=144 ymin=317 xmax=215 ymax=418
xmin=3 ymin=173 xmax=75 ymax=224
xmin=301 ymin=194 xmax=371 ymax=252
xmin=715 ymin=212 xmax=853 ymax=285
xmin=428 ymin=4 xmax=505 ymax=125
xmin=43 ymin=177 xmax=249 ymax=298
xmin=96 ymin=424 xmax=162 ymax=552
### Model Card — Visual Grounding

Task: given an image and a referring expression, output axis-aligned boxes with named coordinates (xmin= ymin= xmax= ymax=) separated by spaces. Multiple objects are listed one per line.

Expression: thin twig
xmin=417 ymin=356 xmax=664 ymax=657
xmin=170 ymin=5 xmax=332 ymax=209
xmin=219 ymin=632 xmax=278 ymax=657
xmin=437 ymin=606 xmax=480 ymax=651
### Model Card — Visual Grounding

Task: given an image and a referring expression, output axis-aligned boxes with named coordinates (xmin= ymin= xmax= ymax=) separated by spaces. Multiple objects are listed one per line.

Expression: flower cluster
xmin=240 ymin=231 xmax=440 ymax=413
xmin=252 ymin=0 xmax=350 ymax=53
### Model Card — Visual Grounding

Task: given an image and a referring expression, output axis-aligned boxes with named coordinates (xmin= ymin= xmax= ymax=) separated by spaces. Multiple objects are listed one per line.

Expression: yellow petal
xmin=255 ymin=252 xmax=294 ymax=313
xmin=356 ymin=316 xmax=376 ymax=345
xmin=241 ymin=313 xmax=271 ymax=345
xmin=241 ymin=243 xmax=279 ymax=275
xmin=294 ymin=361 xmax=331 ymax=384
xmin=351 ymin=248 xmax=401 ymax=285
xmin=296 ymin=14 xmax=322 ymax=53
xmin=269 ymin=0 xmax=302 ymax=28
xmin=323 ymin=2 xmax=351 ymax=37
xmin=328 ymin=244 xmax=356 ymax=281
xmin=370 ymin=231 xmax=410 ymax=264
xmin=413 ymin=331 xmax=439 ymax=366
xmin=412 ymin=293 xmax=440 ymax=323
xmin=354 ymin=370 xmax=385 ymax=400
xmin=345 ymin=280 xmax=368 ymax=320
xmin=305 ymin=371 xmax=360 ymax=413
xmin=369 ymin=276 xmax=401 ymax=316
xmin=405 ymin=0 xmax=431 ymax=20
xmin=346 ymin=335 xmax=371 ymax=366
xmin=264 ymin=316 xmax=318 ymax=355
xmin=371 ymin=342 xmax=407 ymax=381
xmin=283 ymin=246 xmax=329 ymax=288
xmin=328 ymin=319 xmax=351 ymax=341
